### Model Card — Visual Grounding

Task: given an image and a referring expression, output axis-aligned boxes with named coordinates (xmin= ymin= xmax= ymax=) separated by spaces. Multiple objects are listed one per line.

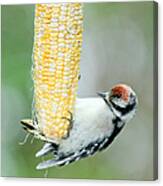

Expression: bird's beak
xmin=97 ymin=92 xmax=108 ymax=99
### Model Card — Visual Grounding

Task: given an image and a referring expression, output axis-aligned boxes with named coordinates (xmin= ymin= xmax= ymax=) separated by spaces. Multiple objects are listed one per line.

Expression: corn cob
xmin=32 ymin=3 xmax=83 ymax=141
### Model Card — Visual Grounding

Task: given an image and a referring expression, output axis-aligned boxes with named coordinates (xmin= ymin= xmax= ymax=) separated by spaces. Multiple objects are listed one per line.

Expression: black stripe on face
xmin=110 ymin=100 xmax=136 ymax=116
xmin=110 ymin=94 xmax=136 ymax=116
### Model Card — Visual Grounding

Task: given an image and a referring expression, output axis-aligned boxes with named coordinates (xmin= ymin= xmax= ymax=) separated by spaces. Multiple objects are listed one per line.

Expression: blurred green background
xmin=1 ymin=2 xmax=156 ymax=180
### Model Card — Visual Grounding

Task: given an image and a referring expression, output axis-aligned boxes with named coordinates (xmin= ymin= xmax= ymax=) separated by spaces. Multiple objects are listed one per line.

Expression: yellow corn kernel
xmin=33 ymin=3 xmax=83 ymax=141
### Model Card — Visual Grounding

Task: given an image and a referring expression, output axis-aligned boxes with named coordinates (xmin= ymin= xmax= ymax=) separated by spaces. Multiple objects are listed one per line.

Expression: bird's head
xmin=97 ymin=84 xmax=138 ymax=120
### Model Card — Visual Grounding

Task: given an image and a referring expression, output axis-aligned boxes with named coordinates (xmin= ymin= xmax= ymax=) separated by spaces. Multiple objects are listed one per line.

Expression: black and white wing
xmin=36 ymin=119 xmax=124 ymax=169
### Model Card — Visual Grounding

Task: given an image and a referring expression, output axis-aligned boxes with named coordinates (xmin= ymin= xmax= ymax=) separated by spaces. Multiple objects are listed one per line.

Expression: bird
xmin=22 ymin=84 xmax=138 ymax=169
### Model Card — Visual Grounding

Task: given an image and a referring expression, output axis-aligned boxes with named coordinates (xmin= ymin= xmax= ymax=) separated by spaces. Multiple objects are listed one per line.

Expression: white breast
xmin=59 ymin=97 xmax=114 ymax=154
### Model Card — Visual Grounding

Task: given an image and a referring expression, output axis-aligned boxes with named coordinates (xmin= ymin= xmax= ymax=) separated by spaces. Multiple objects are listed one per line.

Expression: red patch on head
xmin=111 ymin=84 xmax=129 ymax=102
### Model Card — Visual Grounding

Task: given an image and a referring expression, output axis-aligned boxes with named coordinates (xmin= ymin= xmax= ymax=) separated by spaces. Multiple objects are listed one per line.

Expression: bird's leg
xmin=62 ymin=111 xmax=73 ymax=129
xmin=61 ymin=111 xmax=74 ymax=138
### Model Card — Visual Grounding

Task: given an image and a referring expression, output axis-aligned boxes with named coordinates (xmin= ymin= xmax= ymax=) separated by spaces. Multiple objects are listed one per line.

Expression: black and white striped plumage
xmin=36 ymin=84 xmax=138 ymax=170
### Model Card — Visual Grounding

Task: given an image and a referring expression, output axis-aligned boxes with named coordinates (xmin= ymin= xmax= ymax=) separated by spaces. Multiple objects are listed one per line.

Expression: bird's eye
xmin=109 ymin=94 xmax=121 ymax=104
xmin=115 ymin=94 xmax=121 ymax=98
xmin=111 ymin=94 xmax=121 ymax=99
